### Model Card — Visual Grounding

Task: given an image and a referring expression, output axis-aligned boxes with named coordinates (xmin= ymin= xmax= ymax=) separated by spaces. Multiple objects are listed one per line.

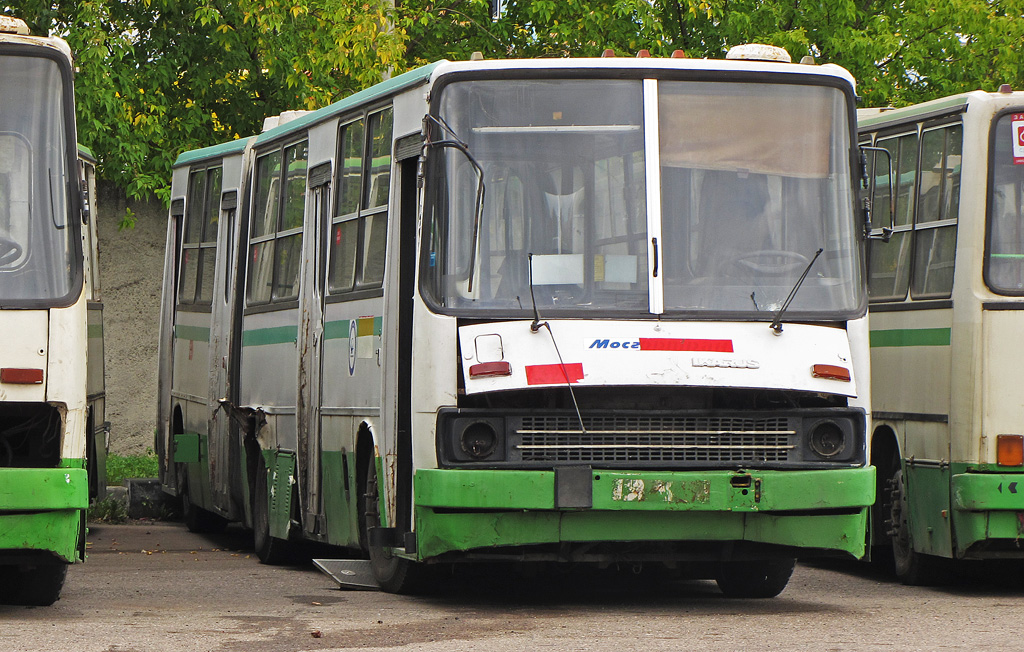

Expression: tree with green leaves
xmin=4 ymin=0 xmax=405 ymax=202
xmin=5 ymin=0 xmax=1024 ymax=199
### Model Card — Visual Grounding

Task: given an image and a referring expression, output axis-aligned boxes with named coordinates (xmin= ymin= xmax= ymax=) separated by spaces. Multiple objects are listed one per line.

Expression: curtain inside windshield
xmin=0 ymin=55 xmax=74 ymax=302
xmin=659 ymin=82 xmax=860 ymax=315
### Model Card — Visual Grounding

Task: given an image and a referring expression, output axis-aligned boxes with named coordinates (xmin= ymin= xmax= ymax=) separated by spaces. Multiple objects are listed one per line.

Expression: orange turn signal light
xmin=469 ymin=361 xmax=512 ymax=379
xmin=0 ymin=367 xmax=43 ymax=384
xmin=997 ymin=434 xmax=1024 ymax=467
xmin=811 ymin=364 xmax=851 ymax=382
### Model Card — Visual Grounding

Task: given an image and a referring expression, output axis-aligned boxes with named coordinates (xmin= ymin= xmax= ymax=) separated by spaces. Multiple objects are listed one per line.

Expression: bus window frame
xmin=325 ymin=105 xmax=393 ymax=305
xmin=983 ymin=108 xmax=1024 ymax=296
xmin=244 ymin=137 xmax=309 ymax=312
xmin=0 ymin=43 xmax=84 ymax=309
xmin=908 ymin=121 xmax=961 ymax=300
xmin=177 ymin=163 xmax=223 ymax=313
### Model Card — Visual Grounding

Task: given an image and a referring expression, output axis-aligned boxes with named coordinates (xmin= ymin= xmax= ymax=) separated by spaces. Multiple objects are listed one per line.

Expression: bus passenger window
xmin=911 ymin=125 xmax=960 ymax=298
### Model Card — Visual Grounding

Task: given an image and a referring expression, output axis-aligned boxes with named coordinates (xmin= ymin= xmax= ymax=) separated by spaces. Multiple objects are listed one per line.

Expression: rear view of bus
xmin=0 ymin=16 xmax=98 ymax=605
xmin=862 ymin=88 xmax=1024 ymax=583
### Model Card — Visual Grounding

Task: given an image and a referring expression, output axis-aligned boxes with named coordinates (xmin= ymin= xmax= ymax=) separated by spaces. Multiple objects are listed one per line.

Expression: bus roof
xmin=77 ymin=144 xmax=96 ymax=162
xmin=428 ymin=56 xmax=856 ymax=88
xmin=250 ymin=56 xmax=855 ymax=148
xmin=254 ymin=61 xmax=446 ymax=147
xmin=174 ymin=136 xmax=254 ymax=168
xmin=857 ymin=92 xmax=982 ymax=129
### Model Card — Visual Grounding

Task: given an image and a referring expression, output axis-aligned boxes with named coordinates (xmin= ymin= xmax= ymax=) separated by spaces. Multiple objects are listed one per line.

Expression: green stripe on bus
xmin=869 ymin=327 xmax=951 ymax=347
xmin=324 ymin=320 xmax=350 ymax=340
xmin=323 ymin=317 xmax=382 ymax=340
xmin=175 ymin=325 xmax=210 ymax=342
xmin=241 ymin=325 xmax=298 ymax=347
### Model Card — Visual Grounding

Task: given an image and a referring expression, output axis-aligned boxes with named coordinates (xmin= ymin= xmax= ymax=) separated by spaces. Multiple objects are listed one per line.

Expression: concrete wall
xmin=95 ymin=189 xmax=166 ymax=454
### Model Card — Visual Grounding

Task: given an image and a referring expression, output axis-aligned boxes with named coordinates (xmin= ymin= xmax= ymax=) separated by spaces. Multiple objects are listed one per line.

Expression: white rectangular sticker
xmin=1012 ymin=113 xmax=1024 ymax=165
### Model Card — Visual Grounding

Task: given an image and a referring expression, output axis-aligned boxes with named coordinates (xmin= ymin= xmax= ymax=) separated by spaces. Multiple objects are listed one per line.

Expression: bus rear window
xmin=986 ymin=112 xmax=1024 ymax=294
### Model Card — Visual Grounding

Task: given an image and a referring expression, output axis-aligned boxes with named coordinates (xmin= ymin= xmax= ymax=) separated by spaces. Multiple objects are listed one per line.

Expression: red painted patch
xmin=639 ymin=338 xmax=733 ymax=352
xmin=525 ymin=363 xmax=584 ymax=385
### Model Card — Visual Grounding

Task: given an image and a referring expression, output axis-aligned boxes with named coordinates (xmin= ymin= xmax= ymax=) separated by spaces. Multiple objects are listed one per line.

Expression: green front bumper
xmin=413 ymin=467 xmax=874 ymax=560
xmin=0 ymin=468 xmax=89 ymax=563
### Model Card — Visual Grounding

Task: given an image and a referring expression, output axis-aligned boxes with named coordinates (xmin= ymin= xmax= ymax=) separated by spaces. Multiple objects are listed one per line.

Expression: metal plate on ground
xmin=313 ymin=559 xmax=380 ymax=591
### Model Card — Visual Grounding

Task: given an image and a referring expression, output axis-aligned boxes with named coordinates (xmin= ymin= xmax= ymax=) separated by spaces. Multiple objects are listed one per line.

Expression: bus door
xmin=207 ymin=183 xmax=239 ymax=514
xmin=297 ymin=162 xmax=332 ymax=536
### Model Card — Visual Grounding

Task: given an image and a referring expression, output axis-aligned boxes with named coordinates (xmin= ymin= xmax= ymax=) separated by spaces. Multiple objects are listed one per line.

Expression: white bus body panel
xmin=458 ymin=320 xmax=858 ymax=397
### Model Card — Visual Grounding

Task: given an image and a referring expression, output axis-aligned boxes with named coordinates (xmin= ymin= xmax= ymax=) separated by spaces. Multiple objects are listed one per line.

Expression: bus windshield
xmin=422 ymin=76 xmax=863 ymax=319
xmin=0 ymin=54 xmax=75 ymax=303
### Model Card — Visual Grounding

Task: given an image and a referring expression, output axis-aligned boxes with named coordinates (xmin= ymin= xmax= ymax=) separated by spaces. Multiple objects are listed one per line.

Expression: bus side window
xmin=911 ymin=124 xmax=961 ymax=298
xmin=179 ymin=169 xmax=206 ymax=305
xmin=328 ymin=107 xmax=392 ymax=297
xmin=246 ymin=140 xmax=308 ymax=305
xmin=868 ymin=133 xmax=917 ymax=301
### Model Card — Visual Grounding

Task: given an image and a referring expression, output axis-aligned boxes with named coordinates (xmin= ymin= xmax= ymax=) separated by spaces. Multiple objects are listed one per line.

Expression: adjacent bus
xmin=158 ymin=47 xmax=875 ymax=597
xmin=0 ymin=16 xmax=106 ymax=605
xmin=861 ymin=88 xmax=1024 ymax=583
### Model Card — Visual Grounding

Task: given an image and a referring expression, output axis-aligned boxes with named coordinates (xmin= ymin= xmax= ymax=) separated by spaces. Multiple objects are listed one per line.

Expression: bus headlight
xmin=461 ymin=421 xmax=499 ymax=460
xmin=808 ymin=420 xmax=846 ymax=458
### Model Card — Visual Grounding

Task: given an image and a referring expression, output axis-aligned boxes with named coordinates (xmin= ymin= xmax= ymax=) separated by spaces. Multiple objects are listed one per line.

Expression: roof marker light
xmin=0 ymin=15 xmax=30 ymax=35
xmin=601 ymin=49 xmax=615 ymax=58
xmin=999 ymin=84 xmax=1013 ymax=94
xmin=469 ymin=51 xmax=484 ymax=61
xmin=636 ymin=49 xmax=651 ymax=58
xmin=726 ymin=43 xmax=791 ymax=63
xmin=671 ymin=50 xmax=687 ymax=59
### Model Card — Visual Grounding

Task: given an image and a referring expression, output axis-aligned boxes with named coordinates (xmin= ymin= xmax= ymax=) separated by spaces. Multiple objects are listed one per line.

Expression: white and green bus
xmin=0 ymin=16 xmax=106 ymax=605
xmin=861 ymin=88 xmax=1024 ymax=583
xmin=158 ymin=47 xmax=875 ymax=597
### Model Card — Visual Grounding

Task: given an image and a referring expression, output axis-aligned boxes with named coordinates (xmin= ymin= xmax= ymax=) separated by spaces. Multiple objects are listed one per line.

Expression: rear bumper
xmin=953 ymin=472 xmax=1024 ymax=557
xmin=0 ymin=468 xmax=88 ymax=563
xmin=413 ymin=467 xmax=874 ymax=560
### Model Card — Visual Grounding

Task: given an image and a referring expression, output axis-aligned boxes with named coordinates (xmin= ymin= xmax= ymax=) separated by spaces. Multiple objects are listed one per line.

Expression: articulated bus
xmin=861 ymin=89 xmax=1024 ymax=583
xmin=0 ymin=16 xmax=106 ymax=605
xmin=158 ymin=46 xmax=875 ymax=597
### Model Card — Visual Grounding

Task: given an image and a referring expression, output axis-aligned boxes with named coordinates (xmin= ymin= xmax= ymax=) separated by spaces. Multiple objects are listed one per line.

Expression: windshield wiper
xmin=424 ymin=114 xmax=486 ymax=292
xmin=769 ymin=248 xmax=823 ymax=335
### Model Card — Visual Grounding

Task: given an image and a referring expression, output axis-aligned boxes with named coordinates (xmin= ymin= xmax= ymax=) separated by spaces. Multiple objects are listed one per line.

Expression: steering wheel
xmin=0 ymin=236 xmax=23 ymax=267
xmin=734 ymin=249 xmax=809 ymax=276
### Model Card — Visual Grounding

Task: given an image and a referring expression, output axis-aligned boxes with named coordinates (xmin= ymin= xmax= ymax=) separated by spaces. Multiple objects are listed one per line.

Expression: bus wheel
xmin=253 ymin=461 xmax=294 ymax=565
xmin=180 ymin=471 xmax=228 ymax=534
xmin=7 ymin=564 xmax=67 ymax=606
xmin=363 ymin=456 xmax=430 ymax=594
xmin=715 ymin=558 xmax=795 ymax=598
xmin=888 ymin=464 xmax=940 ymax=585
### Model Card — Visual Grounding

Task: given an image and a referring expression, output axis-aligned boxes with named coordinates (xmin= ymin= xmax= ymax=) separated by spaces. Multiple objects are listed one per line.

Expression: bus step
xmin=312 ymin=559 xmax=380 ymax=591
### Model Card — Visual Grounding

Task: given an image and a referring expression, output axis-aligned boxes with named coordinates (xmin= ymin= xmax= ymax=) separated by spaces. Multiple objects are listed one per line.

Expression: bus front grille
xmin=511 ymin=415 xmax=796 ymax=464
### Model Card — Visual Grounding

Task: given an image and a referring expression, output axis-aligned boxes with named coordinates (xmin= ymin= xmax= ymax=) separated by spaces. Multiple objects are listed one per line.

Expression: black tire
xmin=180 ymin=471 xmax=228 ymax=534
xmin=363 ymin=455 xmax=431 ymax=593
xmin=888 ymin=462 xmax=943 ymax=585
xmin=253 ymin=462 xmax=294 ymax=565
xmin=715 ymin=558 xmax=795 ymax=598
xmin=6 ymin=564 xmax=68 ymax=606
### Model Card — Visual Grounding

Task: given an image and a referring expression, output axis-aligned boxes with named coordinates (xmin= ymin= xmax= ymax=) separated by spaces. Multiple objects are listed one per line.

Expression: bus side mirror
xmin=860 ymin=145 xmax=895 ymax=241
